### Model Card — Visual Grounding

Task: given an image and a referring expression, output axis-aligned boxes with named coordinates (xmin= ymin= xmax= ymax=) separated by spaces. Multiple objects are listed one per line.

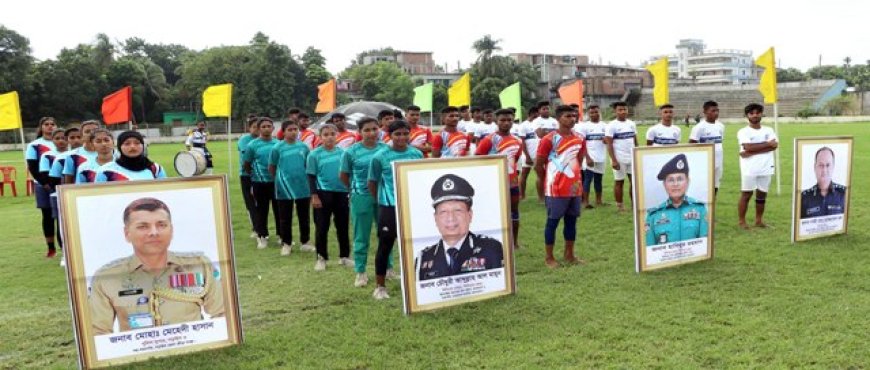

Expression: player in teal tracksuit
xmin=307 ymin=124 xmax=351 ymax=270
xmin=270 ymin=120 xmax=312 ymax=256
xmin=340 ymin=117 xmax=393 ymax=287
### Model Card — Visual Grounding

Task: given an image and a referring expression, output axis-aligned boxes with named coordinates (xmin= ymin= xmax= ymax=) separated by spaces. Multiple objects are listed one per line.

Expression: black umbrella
xmin=313 ymin=101 xmax=404 ymax=130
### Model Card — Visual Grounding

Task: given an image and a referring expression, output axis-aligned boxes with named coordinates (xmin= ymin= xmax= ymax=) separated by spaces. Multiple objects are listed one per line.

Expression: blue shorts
xmin=545 ymin=196 xmax=581 ymax=219
xmin=35 ymin=183 xmax=51 ymax=209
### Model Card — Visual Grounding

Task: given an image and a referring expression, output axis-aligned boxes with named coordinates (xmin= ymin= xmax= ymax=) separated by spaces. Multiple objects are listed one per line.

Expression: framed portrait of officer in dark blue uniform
xmin=393 ymin=156 xmax=516 ymax=314
xmin=792 ymin=137 xmax=853 ymax=242
xmin=58 ymin=176 xmax=242 ymax=369
xmin=632 ymin=144 xmax=715 ymax=272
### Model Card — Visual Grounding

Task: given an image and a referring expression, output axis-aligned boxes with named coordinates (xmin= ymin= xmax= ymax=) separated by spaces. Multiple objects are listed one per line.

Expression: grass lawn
xmin=1 ymin=122 xmax=869 ymax=369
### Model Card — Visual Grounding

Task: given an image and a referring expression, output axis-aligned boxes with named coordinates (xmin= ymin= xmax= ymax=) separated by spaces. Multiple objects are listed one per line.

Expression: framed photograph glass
xmin=394 ymin=156 xmax=516 ymax=314
xmin=58 ymin=176 xmax=242 ymax=369
xmin=632 ymin=144 xmax=715 ymax=272
xmin=791 ymin=136 xmax=853 ymax=242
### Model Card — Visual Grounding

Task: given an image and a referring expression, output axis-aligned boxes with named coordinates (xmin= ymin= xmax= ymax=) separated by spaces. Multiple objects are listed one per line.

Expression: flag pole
xmin=774 ymin=102 xmax=780 ymax=195
xmin=18 ymin=126 xmax=25 ymax=153
xmin=227 ymin=116 xmax=232 ymax=177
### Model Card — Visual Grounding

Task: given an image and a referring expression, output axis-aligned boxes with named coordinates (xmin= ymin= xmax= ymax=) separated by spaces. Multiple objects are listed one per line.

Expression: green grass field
xmin=1 ymin=122 xmax=869 ymax=369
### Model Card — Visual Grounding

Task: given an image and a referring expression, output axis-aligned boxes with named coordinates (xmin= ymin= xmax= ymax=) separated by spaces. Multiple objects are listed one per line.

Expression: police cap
xmin=431 ymin=174 xmax=474 ymax=208
xmin=657 ymin=153 xmax=689 ymax=180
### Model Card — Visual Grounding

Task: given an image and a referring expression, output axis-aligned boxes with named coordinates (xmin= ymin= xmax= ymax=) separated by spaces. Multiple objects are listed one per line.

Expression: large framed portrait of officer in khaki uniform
xmin=791 ymin=137 xmax=853 ymax=242
xmin=632 ymin=144 xmax=715 ymax=272
xmin=58 ymin=176 xmax=242 ymax=369
xmin=393 ymin=156 xmax=516 ymax=314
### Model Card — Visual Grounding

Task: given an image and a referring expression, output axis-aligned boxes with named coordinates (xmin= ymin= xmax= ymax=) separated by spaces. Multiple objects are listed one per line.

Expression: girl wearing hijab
xmin=95 ymin=131 xmax=166 ymax=182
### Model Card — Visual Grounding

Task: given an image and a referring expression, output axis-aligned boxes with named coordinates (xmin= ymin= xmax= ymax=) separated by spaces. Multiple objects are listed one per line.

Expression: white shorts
xmin=612 ymin=162 xmax=633 ymax=181
xmin=588 ymin=161 xmax=606 ymax=174
xmin=714 ymin=165 xmax=723 ymax=188
xmin=741 ymin=175 xmax=771 ymax=192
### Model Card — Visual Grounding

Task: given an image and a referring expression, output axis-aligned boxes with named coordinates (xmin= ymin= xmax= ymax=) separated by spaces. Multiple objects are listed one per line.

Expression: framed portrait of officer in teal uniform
xmin=393 ymin=156 xmax=516 ymax=314
xmin=632 ymin=144 xmax=715 ymax=272
xmin=792 ymin=137 xmax=853 ymax=242
xmin=58 ymin=176 xmax=242 ymax=369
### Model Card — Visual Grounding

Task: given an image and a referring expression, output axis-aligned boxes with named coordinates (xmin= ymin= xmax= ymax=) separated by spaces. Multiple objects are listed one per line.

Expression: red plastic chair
xmin=0 ymin=166 xmax=18 ymax=197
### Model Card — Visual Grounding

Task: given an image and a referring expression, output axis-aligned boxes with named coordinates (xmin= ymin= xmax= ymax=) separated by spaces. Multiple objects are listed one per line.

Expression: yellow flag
xmin=645 ymin=57 xmax=669 ymax=107
xmin=0 ymin=91 xmax=23 ymax=131
xmin=448 ymin=73 xmax=471 ymax=107
xmin=756 ymin=47 xmax=777 ymax=104
xmin=202 ymin=83 xmax=233 ymax=117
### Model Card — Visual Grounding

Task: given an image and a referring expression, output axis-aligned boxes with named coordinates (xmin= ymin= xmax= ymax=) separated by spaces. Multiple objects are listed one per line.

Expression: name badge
xmin=128 ymin=313 xmax=154 ymax=329
xmin=118 ymin=288 xmax=143 ymax=297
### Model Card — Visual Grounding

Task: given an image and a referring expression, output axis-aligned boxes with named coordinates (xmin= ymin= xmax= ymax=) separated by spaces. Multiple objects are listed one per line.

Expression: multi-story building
xmin=651 ymin=39 xmax=759 ymax=85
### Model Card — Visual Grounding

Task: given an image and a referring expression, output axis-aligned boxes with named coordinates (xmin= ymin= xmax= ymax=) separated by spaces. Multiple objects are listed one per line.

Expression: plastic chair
xmin=0 ymin=166 xmax=17 ymax=197
xmin=25 ymin=170 xmax=33 ymax=196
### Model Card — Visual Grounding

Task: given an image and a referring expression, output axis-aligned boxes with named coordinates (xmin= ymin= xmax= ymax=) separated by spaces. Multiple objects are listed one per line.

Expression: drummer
xmin=186 ymin=121 xmax=213 ymax=174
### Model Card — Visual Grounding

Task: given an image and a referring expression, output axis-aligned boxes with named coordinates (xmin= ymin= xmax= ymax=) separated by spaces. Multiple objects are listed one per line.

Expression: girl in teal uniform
xmin=340 ymin=117 xmax=392 ymax=287
xmin=243 ymin=117 xmax=279 ymax=249
xmin=368 ymin=120 xmax=423 ymax=299
xmin=307 ymin=124 xmax=351 ymax=271
xmin=25 ymin=117 xmax=58 ymax=257
xmin=238 ymin=115 xmax=260 ymax=237
xmin=270 ymin=120 xmax=313 ymax=256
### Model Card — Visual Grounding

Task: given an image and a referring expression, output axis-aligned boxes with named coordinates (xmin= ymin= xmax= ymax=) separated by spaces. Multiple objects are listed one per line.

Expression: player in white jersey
xmin=604 ymin=101 xmax=638 ymax=212
xmin=518 ymin=106 xmax=540 ymax=200
xmin=573 ymin=104 xmax=607 ymax=208
xmin=645 ymin=104 xmax=681 ymax=146
xmin=457 ymin=105 xmax=472 ymax=133
xmin=689 ymin=101 xmax=725 ymax=195
xmin=737 ymin=103 xmax=778 ymax=229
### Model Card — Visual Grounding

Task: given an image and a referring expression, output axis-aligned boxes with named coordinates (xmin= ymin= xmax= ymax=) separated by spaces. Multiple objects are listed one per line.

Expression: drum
xmin=174 ymin=150 xmax=207 ymax=177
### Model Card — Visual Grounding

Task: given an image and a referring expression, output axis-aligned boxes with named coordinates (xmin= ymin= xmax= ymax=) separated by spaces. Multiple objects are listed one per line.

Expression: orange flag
xmin=558 ymin=80 xmax=584 ymax=114
xmin=102 ymin=86 xmax=133 ymax=125
xmin=315 ymin=79 xmax=336 ymax=113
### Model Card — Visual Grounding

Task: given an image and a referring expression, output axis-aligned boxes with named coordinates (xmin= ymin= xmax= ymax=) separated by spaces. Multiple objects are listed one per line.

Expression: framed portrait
xmin=631 ymin=144 xmax=715 ymax=272
xmin=58 ymin=176 xmax=243 ymax=369
xmin=394 ymin=156 xmax=516 ymax=314
xmin=791 ymin=137 xmax=853 ymax=242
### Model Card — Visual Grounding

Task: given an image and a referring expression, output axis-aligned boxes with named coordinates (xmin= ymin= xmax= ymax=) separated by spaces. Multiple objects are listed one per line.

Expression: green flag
xmin=498 ymin=82 xmax=522 ymax=120
xmin=413 ymin=82 xmax=433 ymax=112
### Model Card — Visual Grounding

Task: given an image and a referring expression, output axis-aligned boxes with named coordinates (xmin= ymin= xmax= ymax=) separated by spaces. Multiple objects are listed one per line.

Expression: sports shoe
xmin=256 ymin=237 xmax=268 ymax=249
xmin=339 ymin=257 xmax=354 ymax=267
xmin=46 ymin=249 xmax=57 ymax=258
xmin=385 ymin=269 xmax=399 ymax=280
xmin=354 ymin=273 xmax=368 ymax=287
xmin=372 ymin=286 xmax=390 ymax=300
xmin=314 ymin=256 xmax=327 ymax=271
xmin=250 ymin=231 xmax=258 ymax=239
xmin=299 ymin=243 xmax=315 ymax=252
xmin=276 ymin=237 xmax=283 ymax=246
xmin=280 ymin=243 xmax=293 ymax=256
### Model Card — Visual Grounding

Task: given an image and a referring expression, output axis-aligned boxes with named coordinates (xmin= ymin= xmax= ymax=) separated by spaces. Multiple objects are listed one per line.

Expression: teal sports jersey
xmin=243 ymin=138 xmax=277 ymax=183
xmin=270 ymin=141 xmax=311 ymax=200
xmin=368 ymin=147 xmax=423 ymax=206
xmin=306 ymin=146 xmax=348 ymax=192
xmin=237 ymin=134 xmax=256 ymax=177
xmin=340 ymin=142 xmax=388 ymax=195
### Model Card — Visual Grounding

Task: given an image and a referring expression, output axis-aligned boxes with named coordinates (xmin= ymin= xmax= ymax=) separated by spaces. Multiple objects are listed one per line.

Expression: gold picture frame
xmin=791 ymin=136 xmax=853 ymax=242
xmin=393 ymin=156 xmax=516 ymax=314
xmin=632 ymin=144 xmax=716 ymax=272
xmin=58 ymin=175 xmax=243 ymax=369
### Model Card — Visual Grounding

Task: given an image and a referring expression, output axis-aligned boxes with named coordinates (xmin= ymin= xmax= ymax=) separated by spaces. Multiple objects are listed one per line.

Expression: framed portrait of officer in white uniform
xmin=632 ymin=144 xmax=715 ymax=272
xmin=58 ymin=176 xmax=242 ymax=369
xmin=393 ymin=156 xmax=516 ymax=314
xmin=791 ymin=137 xmax=853 ymax=242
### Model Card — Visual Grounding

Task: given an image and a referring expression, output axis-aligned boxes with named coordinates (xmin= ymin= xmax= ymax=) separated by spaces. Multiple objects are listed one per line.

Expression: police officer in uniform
xmin=800 ymin=147 xmax=846 ymax=218
xmin=645 ymin=154 xmax=708 ymax=246
xmin=88 ymin=198 xmax=224 ymax=335
xmin=417 ymin=174 xmax=504 ymax=281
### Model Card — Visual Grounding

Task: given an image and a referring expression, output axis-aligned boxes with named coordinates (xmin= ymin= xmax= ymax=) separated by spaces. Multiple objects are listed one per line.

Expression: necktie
xmin=447 ymin=248 xmax=460 ymax=273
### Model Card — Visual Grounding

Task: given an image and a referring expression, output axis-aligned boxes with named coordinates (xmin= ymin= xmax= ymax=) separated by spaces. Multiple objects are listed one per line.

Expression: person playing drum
xmin=186 ymin=121 xmax=213 ymax=174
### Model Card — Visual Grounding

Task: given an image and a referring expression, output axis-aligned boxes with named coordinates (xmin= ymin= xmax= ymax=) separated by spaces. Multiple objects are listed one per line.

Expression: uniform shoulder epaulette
xmin=172 ymin=251 xmax=205 ymax=258
xmin=95 ymin=255 xmax=132 ymax=273
xmin=420 ymin=244 xmax=437 ymax=254
xmin=801 ymin=185 xmax=818 ymax=196
xmin=833 ymin=183 xmax=847 ymax=192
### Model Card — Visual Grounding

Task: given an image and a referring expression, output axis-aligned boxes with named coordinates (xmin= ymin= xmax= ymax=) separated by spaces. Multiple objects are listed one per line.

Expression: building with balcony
xmin=650 ymin=39 xmax=759 ymax=86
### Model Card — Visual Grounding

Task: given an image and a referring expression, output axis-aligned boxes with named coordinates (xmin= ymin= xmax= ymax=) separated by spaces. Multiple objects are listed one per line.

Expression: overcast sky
xmin=3 ymin=0 xmax=867 ymax=74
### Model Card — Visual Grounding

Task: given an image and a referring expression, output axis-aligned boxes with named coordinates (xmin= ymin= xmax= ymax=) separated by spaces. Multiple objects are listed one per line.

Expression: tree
xmin=106 ymin=56 xmax=171 ymax=122
xmin=341 ymin=61 xmax=414 ymax=107
xmin=299 ymin=47 xmax=333 ymax=109
xmin=123 ymin=37 xmax=191 ymax=85
xmin=0 ymin=25 xmax=33 ymax=93
xmin=467 ymin=55 xmax=539 ymax=110
xmin=25 ymin=45 xmax=107 ymax=121
xmin=777 ymin=67 xmax=806 ymax=82
xmin=472 ymin=35 xmax=502 ymax=77
xmin=92 ymin=33 xmax=116 ymax=72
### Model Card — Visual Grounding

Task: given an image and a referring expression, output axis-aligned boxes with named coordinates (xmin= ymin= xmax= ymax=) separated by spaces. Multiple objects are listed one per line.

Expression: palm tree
xmin=472 ymin=35 xmax=502 ymax=76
